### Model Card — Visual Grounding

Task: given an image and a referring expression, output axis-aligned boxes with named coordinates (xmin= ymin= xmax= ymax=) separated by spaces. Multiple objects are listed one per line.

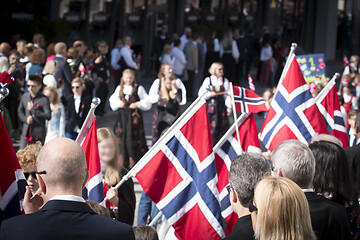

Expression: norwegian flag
xmin=248 ymin=75 xmax=255 ymax=91
xmin=135 ymin=98 xmax=224 ymax=239
xmin=76 ymin=115 xmax=104 ymax=205
xmin=0 ymin=113 xmax=27 ymax=224
xmin=214 ymin=113 xmax=261 ymax=234
xmin=315 ymin=77 xmax=349 ymax=148
xmin=232 ymin=86 xmax=268 ymax=113
xmin=260 ymin=54 xmax=328 ymax=151
xmin=0 ymin=72 xmax=14 ymax=87
xmin=79 ymin=62 xmax=86 ymax=78
xmin=344 ymin=56 xmax=350 ymax=67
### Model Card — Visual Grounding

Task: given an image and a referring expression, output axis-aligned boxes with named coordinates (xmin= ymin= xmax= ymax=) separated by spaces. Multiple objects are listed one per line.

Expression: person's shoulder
xmin=227 ymin=215 xmax=254 ymax=240
xmin=90 ymin=214 xmax=134 ymax=236
xmin=345 ymin=144 xmax=360 ymax=155
xmin=307 ymin=193 xmax=348 ymax=217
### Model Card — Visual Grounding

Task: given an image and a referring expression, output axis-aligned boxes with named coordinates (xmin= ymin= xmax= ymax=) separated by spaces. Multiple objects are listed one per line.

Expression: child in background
xmin=97 ymin=127 xmax=136 ymax=225
xmin=348 ymin=110 xmax=359 ymax=147
xmin=342 ymin=85 xmax=358 ymax=114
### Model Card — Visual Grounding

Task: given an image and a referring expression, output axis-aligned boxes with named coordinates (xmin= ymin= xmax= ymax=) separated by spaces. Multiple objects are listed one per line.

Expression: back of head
xmin=132 ymin=226 xmax=159 ymax=240
xmin=36 ymin=138 xmax=87 ymax=193
xmin=17 ymin=141 xmax=42 ymax=171
xmin=311 ymin=134 xmax=342 ymax=147
xmin=173 ymin=39 xmax=181 ymax=47
xmin=254 ymin=177 xmax=315 ymax=240
xmin=33 ymin=33 xmax=44 ymax=44
xmin=309 ymin=141 xmax=358 ymax=204
xmin=43 ymin=59 xmax=59 ymax=75
xmin=271 ymin=140 xmax=315 ymax=188
xmin=54 ymin=42 xmax=67 ymax=55
xmin=85 ymin=200 xmax=112 ymax=218
xmin=228 ymin=153 xmax=271 ymax=207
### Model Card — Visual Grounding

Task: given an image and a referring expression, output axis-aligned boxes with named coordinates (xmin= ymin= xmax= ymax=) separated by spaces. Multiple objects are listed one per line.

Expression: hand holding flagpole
xmin=76 ymin=97 xmax=101 ymax=144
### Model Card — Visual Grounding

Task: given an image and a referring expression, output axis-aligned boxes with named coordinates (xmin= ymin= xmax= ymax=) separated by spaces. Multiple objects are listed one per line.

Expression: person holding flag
xmin=198 ymin=62 xmax=231 ymax=145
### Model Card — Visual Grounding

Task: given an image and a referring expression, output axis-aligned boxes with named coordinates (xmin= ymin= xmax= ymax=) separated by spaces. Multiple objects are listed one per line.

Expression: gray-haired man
xmin=225 ymin=152 xmax=271 ymax=240
xmin=272 ymin=139 xmax=351 ymax=240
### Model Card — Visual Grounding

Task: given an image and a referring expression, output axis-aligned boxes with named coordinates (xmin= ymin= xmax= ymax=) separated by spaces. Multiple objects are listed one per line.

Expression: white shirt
xmin=260 ymin=45 xmax=273 ymax=61
xmin=110 ymin=48 xmax=121 ymax=70
xmin=171 ymin=47 xmax=187 ymax=76
xmin=180 ymin=34 xmax=189 ymax=51
xmin=73 ymin=95 xmax=81 ymax=133
xmin=213 ymin=38 xmax=220 ymax=52
xmin=109 ymin=85 xmax=151 ymax=111
xmin=148 ymin=78 xmax=187 ymax=106
xmin=198 ymin=75 xmax=231 ymax=109
xmin=349 ymin=128 xmax=360 ymax=147
xmin=120 ymin=45 xmax=138 ymax=70
xmin=343 ymin=93 xmax=358 ymax=110
xmin=50 ymin=195 xmax=85 ymax=203
xmin=160 ymin=53 xmax=175 ymax=67
xmin=43 ymin=74 xmax=57 ymax=88
xmin=219 ymin=40 xmax=239 ymax=61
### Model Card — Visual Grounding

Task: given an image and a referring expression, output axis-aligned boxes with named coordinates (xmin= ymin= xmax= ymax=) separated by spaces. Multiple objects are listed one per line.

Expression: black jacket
xmin=64 ymin=94 xmax=91 ymax=133
xmin=345 ymin=144 xmax=360 ymax=191
xmin=224 ymin=214 xmax=255 ymax=240
xmin=0 ymin=200 xmax=134 ymax=240
xmin=305 ymin=191 xmax=351 ymax=240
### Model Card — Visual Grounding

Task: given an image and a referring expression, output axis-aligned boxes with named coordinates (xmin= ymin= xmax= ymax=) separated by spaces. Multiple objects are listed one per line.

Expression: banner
xmin=296 ymin=53 xmax=326 ymax=82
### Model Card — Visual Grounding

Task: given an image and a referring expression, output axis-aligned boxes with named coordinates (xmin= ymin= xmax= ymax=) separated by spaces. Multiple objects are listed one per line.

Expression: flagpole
xmin=104 ymin=92 xmax=209 ymax=201
xmin=0 ymin=87 xmax=9 ymax=103
xmin=213 ymin=112 xmax=250 ymax=153
xmin=314 ymin=73 xmax=340 ymax=103
xmin=75 ymin=97 xmax=101 ymax=144
xmin=229 ymin=82 xmax=241 ymax=148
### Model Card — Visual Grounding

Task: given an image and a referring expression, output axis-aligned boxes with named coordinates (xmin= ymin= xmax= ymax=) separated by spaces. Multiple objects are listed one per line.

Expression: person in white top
xmin=159 ymin=44 xmax=174 ymax=67
xmin=343 ymin=55 xmax=359 ymax=76
xmin=198 ymin=62 xmax=231 ymax=145
xmin=109 ymin=69 xmax=150 ymax=169
xmin=111 ymin=39 xmax=123 ymax=86
xmin=180 ymin=27 xmax=192 ymax=51
xmin=119 ymin=36 xmax=139 ymax=71
xmin=220 ymin=30 xmax=239 ymax=83
xmin=148 ymin=64 xmax=187 ymax=143
xmin=259 ymin=34 xmax=272 ymax=86
xmin=171 ymin=39 xmax=187 ymax=78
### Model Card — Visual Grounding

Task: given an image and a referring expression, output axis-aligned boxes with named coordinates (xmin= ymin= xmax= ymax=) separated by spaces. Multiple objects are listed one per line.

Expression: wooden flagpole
xmin=229 ymin=82 xmax=241 ymax=148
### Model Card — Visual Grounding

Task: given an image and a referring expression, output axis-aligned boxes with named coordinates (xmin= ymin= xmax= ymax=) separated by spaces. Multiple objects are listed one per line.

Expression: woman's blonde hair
xmin=29 ymin=48 xmax=45 ymax=65
xmin=119 ymin=69 xmax=136 ymax=99
xmin=160 ymin=74 xmax=177 ymax=101
xmin=254 ymin=177 xmax=315 ymax=240
xmin=17 ymin=141 xmax=42 ymax=171
xmin=43 ymin=59 xmax=59 ymax=75
xmin=97 ymin=128 xmax=120 ymax=186
xmin=44 ymin=86 xmax=61 ymax=114
xmin=157 ymin=63 xmax=172 ymax=79
xmin=209 ymin=62 xmax=223 ymax=76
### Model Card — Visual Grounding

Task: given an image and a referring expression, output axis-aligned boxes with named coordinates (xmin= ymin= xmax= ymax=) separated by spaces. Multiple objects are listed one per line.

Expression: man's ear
xmin=278 ymin=169 xmax=284 ymax=177
xmin=37 ymin=174 xmax=46 ymax=194
xmin=231 ymin=189 xmax=238 ymax=204
xmin=82 ymin=170 xmax=90 ymax=189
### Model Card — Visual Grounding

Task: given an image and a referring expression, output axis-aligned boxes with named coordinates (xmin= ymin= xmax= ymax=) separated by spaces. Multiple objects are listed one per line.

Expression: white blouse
xmin=148 ymin=78 xmax=187 ymax=106
xmin=198 ymin=75 xmax=231 ymax=109
xmin=109 ymin=85 xmax=151 ymax=111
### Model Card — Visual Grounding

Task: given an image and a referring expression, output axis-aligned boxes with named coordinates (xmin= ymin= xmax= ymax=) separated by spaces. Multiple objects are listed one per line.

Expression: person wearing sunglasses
xmin=16 ymin=141 xmax=42 ymax=195
xmin=225 ymin=153 xmax=271 ymax=240
xmin=18 ymin=75 xmax=51 ymax=149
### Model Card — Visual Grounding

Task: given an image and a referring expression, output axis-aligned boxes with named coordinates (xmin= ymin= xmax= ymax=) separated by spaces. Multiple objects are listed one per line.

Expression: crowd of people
xmin=1 ymin=26 xmax=360 ymax=240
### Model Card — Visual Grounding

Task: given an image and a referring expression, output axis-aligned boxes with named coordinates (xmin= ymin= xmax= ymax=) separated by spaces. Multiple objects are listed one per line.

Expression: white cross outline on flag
xmin=261 ymin=84 xmax=317 ymax=148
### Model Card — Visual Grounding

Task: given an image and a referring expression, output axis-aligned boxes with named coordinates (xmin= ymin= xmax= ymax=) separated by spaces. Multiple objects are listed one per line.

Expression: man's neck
xmin=234 ymin=204 xmax=251 ymax=219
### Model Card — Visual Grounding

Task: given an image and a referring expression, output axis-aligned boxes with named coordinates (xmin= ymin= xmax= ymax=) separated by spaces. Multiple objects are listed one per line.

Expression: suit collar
xmin=304 ymin=191 xmax=320 ymax=201
xmin=40 ymin=200 xmax=95 ymax=214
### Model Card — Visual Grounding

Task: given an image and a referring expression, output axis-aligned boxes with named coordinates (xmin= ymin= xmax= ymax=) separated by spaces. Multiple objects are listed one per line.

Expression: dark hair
xmin=309 ymin=141 xmax=358 ymax=205
xmin=173 ymin=39 xmax=181 ymax=47
xmin=192 ymin=32 xmax=200 ymax=41
xmin=132 ymin=226 xmax=159 ymax=240
xmin=85 ymin=200 xmax=113 ymax=218
xmin=28 ymin=75 xmax=42 ymax=85
xmin=356 ymin=112 xmax=360 ymax=130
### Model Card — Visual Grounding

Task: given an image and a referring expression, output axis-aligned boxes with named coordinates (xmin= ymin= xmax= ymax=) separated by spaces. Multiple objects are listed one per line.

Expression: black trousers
xmin=95 ymin=80 xmax=109 ymax=115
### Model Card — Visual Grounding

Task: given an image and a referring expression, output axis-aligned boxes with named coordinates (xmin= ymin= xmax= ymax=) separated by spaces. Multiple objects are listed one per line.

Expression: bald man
xmin=0 ymin=138 xmax=135 ymax=240
xmin=54 ymin=42 xmax=74 ymax=99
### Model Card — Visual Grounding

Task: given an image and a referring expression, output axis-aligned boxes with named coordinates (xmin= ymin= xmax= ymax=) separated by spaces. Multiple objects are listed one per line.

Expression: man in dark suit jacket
xmin=345 ymin=112 xmax=360 ymax=191
xmin=225 ymin=153 xmax=271 ymax=239
xmin=17 ymin=75 xmax=51 ymax=149
xmin=235 ymin=29 xmax=248 ymax=85
xmin=272 ymin=140 xmax=351 ymax=240
xmin=64 ymin=77 xmax=91 ymax=140
xmin=54 ymin=42 xmax=73 ymax=99
xmin=0 ymin=138 xmax=135 ymax=240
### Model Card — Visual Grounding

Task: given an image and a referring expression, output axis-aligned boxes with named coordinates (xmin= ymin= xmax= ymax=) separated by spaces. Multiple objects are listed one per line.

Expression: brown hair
xmin=119 ymin=69 xmax=136 ymax=100
xmin=46 ymin=42 xmax=55 ymax=57
xmin=71 ymin=77 xmax=83 ymax=86
xmin=67 ymin=47 xmax=79 ymax=60
xmin=17 ymin=141 xmax=42 ymax=171
xmin=132 ymin=226 xmax=159 ymax=240
xmin=157 ymin=63 xmax=172 ymax=79
xmin=29 ymin=48 xmax=45 ymax=65
xmin=85 ymin=200 xmax=112 ymax=218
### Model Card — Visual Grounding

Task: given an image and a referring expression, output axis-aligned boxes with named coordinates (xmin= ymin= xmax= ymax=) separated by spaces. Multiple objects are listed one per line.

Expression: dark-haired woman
xmin=309 ymin=141 xmax=360 ymax=239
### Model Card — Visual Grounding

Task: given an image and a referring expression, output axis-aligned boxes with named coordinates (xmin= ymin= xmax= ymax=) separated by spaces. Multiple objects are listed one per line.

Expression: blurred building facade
xmin=1 ymin=0 xmax=359 ymax=73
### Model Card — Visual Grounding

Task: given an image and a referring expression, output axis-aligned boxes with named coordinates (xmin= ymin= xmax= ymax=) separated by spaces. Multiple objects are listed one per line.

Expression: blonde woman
xmin=42 ymin=59 xmax=59 ymax=88
xmin=251 ymin=177 xmax=316 ymax=240
xmin=198 ymin=62 xmax=231 ymax=145
xmin=109 ymin=69 xmax=151 ymax=169
xmin=220 ymin=30 xmax=239 ymax=83
xmin=43 ymin=86 xmax=65 ymax=143
xmin=97 ymin=128 xmax=135 ymax=225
